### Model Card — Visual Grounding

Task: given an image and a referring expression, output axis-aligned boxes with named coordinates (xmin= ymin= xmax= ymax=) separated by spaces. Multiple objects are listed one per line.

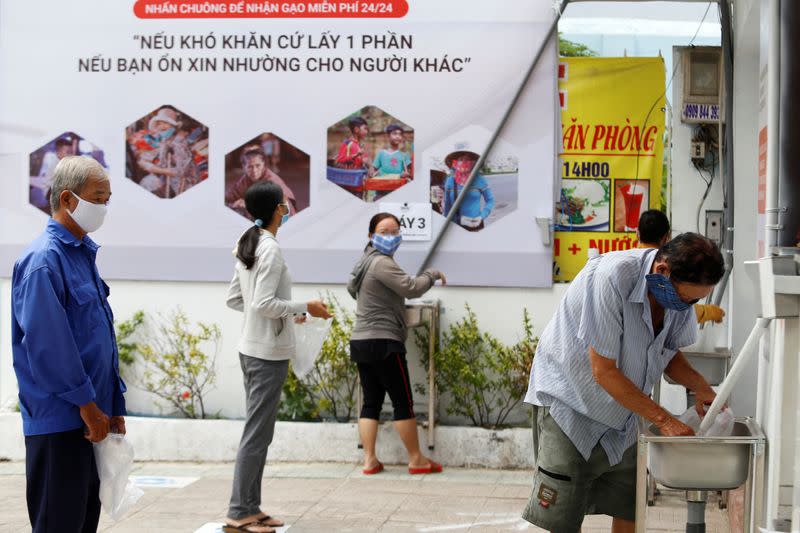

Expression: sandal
xmin=362 ymin=461 xmax=384 ymax=475
xmin=409 ymin=460 xmax=443 ymax=475
xmin=256 ymin=515 xmax=284 ymax=528
xmin=222 ymin=519 xmax=276 ymax=533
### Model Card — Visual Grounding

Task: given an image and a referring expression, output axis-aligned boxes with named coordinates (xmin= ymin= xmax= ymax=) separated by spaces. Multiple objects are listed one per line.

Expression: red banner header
xmin=134 ymin=0 xmax=409 ymax=19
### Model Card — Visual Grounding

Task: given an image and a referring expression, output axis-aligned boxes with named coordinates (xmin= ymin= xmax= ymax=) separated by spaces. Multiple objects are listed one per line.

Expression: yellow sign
xmin=554 ymin=57 xmax=666 ymax=282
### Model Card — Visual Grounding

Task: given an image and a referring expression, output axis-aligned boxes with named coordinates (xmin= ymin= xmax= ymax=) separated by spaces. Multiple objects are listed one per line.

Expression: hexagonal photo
xmin=225 ymin=134 xmax=310 ymax=221
xmin=326 ymin=105 xmax=413 ymax=203
xmin=29 ymin=132 xmax=108 ymax=215
xmin=429 ymin=146 xmax=518 ymax=232
xmin=125 ymin=105 xmax=209 ymax=199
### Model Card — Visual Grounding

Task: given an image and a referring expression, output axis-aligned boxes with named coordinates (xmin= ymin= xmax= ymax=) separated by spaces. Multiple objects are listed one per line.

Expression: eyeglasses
xmin=377 ymin=229 xmax=401 ymax=237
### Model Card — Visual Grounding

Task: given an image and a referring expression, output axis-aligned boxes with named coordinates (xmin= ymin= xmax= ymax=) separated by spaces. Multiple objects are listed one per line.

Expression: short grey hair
xmin=49 ymin=156 xmax=109 ymax=213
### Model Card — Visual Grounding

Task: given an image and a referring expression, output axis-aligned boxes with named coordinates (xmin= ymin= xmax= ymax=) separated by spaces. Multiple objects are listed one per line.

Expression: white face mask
xmin=67 ymin=192 xmax=108 ymax=233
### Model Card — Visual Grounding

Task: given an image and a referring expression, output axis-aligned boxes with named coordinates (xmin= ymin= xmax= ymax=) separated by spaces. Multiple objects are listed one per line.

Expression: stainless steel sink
xmin=643 ymin=417 xmax=764 ymax=490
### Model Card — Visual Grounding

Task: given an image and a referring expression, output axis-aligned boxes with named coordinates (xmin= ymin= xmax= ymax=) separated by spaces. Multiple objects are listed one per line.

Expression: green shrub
xmin=415 ymin=305 xmax=537 ymax=428
xmin=116 ymin=308 xmax=221 ymax=419
xmin=278 ymin=363 xmax=319 ymax=421
xmin=115 ymin=310 xmax=145 ymax=367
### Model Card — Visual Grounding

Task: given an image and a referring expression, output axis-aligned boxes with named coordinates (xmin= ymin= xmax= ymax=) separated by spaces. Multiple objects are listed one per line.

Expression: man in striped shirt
xmin=522 ymin=233 xmax=724 ymax=533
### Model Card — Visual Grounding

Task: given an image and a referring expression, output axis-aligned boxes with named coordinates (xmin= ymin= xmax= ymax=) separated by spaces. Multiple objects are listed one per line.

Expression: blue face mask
xmin=157 ymin=128 xmax=175 ymax=141
xmin=645 ymin=273 xmax=695 ymax=311
xmin=278 ymin=203 xmax=290 ymax=226
xmin=372 ymin=233 xmax=402 ymax=255
xmin=147 ymin=128 xmax=175 ymax=144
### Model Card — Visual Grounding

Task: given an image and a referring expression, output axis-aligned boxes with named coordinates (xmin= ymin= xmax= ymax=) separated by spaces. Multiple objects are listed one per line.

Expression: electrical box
xmin=683 ymin=47 xmax=722 ymax=104
xmin=680 ymin=46 xmax=723 ymax=124
xmin=691 ymin=141 xmax=706 ymax=160
xmin=705 ymin=210 xmax=723 ymax=244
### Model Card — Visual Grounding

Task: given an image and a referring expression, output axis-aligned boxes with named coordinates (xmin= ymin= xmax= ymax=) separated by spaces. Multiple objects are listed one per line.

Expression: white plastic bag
xmin=701 ymin=407 xmax=735 ymax=437
xmin=93 ymin=433 xmax=144 ymax=521
xmin=678 ymin=406 xmax=703 ymax=433
xmin=678 ymin=406 xmax=735 ymax=437
xmin=292 ymin=317 xmax=332 ymax=379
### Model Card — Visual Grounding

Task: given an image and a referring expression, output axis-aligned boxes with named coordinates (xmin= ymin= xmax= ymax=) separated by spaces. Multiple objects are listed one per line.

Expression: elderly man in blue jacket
xmin=12 ymin=155 xmax=125 ymax=533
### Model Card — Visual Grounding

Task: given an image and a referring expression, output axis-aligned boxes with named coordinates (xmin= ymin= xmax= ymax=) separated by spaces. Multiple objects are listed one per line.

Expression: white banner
xmin=0 ymin=0 xmax=557 ymax=287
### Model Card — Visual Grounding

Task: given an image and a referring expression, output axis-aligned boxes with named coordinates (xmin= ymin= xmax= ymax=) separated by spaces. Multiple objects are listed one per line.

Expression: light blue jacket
xmin=443 ymin=174 xmax=495 ymax=220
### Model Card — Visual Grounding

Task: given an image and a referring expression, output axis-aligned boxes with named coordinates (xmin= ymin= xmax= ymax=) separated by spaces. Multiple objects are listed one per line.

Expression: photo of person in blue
xmin=441 ymin=150 xmax=494 ymax=232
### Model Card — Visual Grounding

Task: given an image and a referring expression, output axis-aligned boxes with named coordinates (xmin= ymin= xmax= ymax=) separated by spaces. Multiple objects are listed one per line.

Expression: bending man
xmin=523 ymin=233 xmax=724 ymax=533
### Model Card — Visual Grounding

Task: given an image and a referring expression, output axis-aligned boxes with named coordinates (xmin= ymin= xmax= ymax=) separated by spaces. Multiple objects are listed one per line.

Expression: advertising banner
xmin=553 ymin=57 xmax=666 ymax=282
xmin=0 ymin=0 xmax=557 ymax=287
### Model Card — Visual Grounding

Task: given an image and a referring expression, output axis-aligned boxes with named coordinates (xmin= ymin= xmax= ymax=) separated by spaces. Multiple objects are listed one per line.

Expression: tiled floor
xmin=0 ymin=461 xmax=731 ymax=532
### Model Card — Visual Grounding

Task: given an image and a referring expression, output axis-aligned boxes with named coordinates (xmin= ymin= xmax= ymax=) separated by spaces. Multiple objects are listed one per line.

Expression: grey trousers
xmin=228 ymin=354 xmax=289 ymax=520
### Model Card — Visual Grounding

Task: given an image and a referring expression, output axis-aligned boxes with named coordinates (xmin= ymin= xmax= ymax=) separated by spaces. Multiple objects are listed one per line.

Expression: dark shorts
xmin=352 ymin=339 xmax=414 ymax=421
xmin=522 ymin=406 xmax=637 ymax=532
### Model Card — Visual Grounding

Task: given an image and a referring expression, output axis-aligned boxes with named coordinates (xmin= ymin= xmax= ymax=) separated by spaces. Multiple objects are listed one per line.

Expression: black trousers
xmin=357 ymin=352 xmax=415 ymax=421
xmin=25 ymin=428 xmax=101 ymax=533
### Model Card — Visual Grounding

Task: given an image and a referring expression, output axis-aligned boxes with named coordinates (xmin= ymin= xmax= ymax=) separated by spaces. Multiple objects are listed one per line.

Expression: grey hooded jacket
xmin=347 ymin=246 xmax=439 ymax=343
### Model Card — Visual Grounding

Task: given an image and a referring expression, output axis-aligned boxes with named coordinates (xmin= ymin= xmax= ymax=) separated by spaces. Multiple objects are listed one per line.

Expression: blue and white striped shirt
xmin=524 ymin=248 xmax=696 ymax=465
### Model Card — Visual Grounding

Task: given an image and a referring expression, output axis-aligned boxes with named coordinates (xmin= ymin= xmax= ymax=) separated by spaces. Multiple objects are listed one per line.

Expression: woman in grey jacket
xmin=224 ymin=182 xmax=331 ymax=533
xmin=347 ymin=212 xmax=446 ymax=475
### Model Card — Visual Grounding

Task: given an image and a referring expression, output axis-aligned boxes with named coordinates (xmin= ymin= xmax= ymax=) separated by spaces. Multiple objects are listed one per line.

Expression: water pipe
xmin=698 ymin=317 xmax=773 ymax=435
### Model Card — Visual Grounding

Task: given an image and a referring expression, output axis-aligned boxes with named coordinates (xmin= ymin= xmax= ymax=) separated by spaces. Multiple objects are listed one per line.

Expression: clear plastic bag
xmin=701 ymin=407 xmax=735 ymax=437
xmin=678 ymin=406 xmax=735 ymax=437
xmin=93 ymin=433 xmax=144 ymax=521
xmin=678 ymin=406 xmax=703 ymax=433
xmin=292 ymin=317 xmax=332 ymax=379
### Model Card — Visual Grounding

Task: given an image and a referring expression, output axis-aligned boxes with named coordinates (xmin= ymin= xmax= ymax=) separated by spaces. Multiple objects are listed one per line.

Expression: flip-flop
xmin=256 ymin=515 xmax=284 ymax=528
xmin=362 ymin=461 xmax=384 ymax=475
xmin=222 ymin=519 xmax=276 ymax=533
xmin=409 ymin=461 xmax=443 ymax=475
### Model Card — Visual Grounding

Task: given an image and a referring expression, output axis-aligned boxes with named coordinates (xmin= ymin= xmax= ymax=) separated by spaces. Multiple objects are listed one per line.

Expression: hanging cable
xmin=633 ymin=2 xmax=715 ymax=187
xmin=691 ymin=124 xmax=719 ymax=233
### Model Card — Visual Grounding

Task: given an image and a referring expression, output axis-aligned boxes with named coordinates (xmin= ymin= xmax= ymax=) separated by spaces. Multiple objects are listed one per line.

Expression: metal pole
xmin=416 ymin=0 xmax=570 ymax=275
xmin=777 ymin=0 xmax=800 ymax=248
xmin=427 ymin=303 xmax=438 ymax=450
xmin=765 ymin=0 xmax=781 ymax=252
xmin=685 ymin=490 xmax=708 ymax=533
xmin=635 ymin=434 xmax=649 ymax=533
xmin=712 ymin=0 xmax=734 ymax=307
